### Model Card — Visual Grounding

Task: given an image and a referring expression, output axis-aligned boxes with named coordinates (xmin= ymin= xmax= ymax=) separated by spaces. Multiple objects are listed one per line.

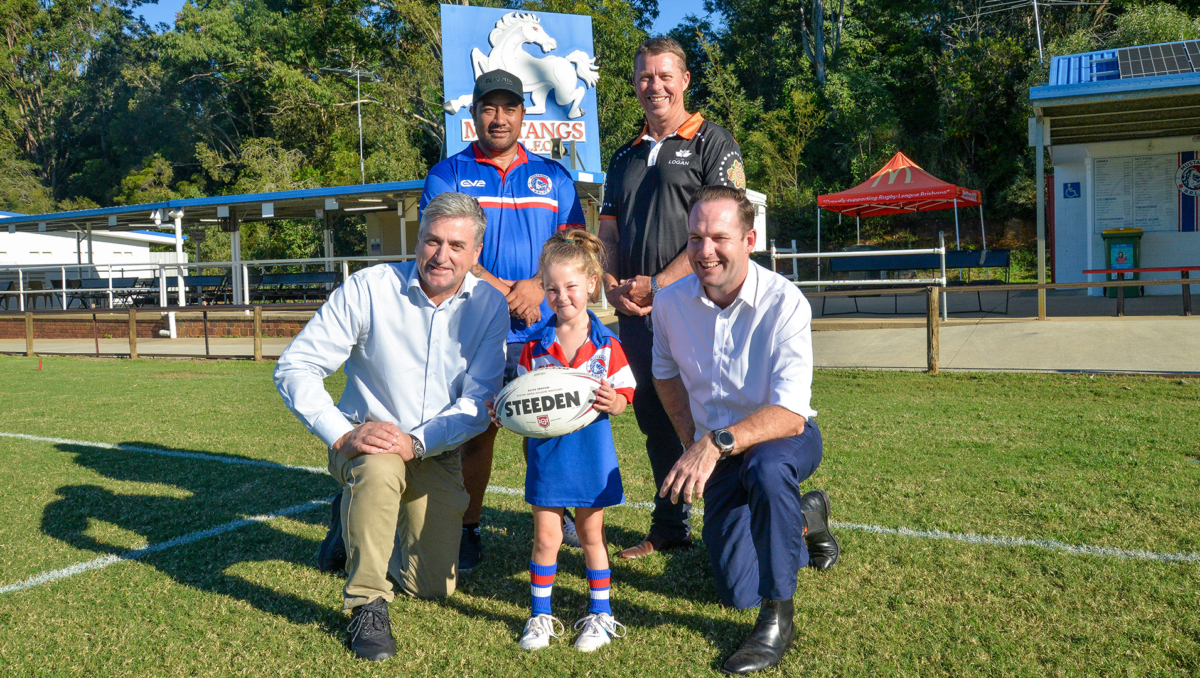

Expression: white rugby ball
xmin=495 ymin=367 xmax=602 ymax=438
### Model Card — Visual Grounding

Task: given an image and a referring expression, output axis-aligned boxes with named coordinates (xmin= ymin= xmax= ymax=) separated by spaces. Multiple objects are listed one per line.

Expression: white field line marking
xmin=7 ymin=431 xmax=1197 ymax=568
xmin=0 ymin=499 xmax=328 ymax=595
xmin=490 ymin=487 xmax=1200 ymax=565
xmin=0 ymin=431 xmax=327 ymax=474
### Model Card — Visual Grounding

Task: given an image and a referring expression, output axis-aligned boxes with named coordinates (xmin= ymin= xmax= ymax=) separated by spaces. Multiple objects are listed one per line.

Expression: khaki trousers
xmin=328 ymin=448 xmax=469 ymax=611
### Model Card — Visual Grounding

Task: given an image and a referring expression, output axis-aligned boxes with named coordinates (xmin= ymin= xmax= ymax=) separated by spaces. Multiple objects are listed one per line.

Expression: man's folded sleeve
xmin=273 ymin=279 xmax=365 ymax=448
xmin=408 ymin=297 xmax=509 ymax=456
xmin=650 ymin=304 xmax=680 ymax=380
xmin=769 ymin=299 xmax=817 ymax=420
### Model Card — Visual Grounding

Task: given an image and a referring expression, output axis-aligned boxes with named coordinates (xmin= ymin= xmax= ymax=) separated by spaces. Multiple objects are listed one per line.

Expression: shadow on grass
xmin=42 ymin=442 xmax=346 ymax=638
xmin=41 ymin=443 xmax=754 ymax=667
xmin=449 ymin=505 xmax=749 ymax=669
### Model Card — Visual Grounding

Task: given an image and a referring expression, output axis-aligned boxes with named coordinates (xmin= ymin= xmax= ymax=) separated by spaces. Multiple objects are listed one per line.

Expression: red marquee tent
xmin=816 ymin=152 xmax=985 ymax=250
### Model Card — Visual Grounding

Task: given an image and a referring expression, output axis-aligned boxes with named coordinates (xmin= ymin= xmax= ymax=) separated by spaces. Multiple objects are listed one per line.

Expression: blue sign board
xmin=440 ymin=6 xmax=602 ymax=174
xmin=1063 ymin=182 xmax=1081 ymax=199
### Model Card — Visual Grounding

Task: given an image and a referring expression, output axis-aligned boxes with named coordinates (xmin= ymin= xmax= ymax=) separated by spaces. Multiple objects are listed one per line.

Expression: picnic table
xmin=1081 ymin=265 xmax=1199 ymax=316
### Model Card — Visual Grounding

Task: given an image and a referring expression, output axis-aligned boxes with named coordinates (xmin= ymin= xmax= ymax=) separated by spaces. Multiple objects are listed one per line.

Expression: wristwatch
xmin=712 ymin=428 xmax=736 ymax=458
xmin=409 ymin=433 xmax=425 ymax=461
xmin=649 ymin=275 xmax=660 ymax=299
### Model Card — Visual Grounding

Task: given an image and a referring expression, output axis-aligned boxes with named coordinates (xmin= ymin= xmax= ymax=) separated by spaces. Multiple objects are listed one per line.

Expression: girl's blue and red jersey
xmin=517 ymin=310 xmax=635 ymax=508
xmin=420 ymin=143 xmax=586 ymax=344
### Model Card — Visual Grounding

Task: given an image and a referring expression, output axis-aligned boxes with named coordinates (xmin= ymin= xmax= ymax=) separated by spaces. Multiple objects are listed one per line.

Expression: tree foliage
xmin=1 ymin=0 xmax=1199 ymax=256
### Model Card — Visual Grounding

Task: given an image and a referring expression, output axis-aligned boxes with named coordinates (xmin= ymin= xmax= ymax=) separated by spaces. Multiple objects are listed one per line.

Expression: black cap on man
xmin=473 ymin=69 xmax=524 ymax=103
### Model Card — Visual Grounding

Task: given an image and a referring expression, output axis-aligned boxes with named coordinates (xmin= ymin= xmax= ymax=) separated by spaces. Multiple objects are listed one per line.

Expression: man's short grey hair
xmin=419 ymin=192 xmax=487 ymax=245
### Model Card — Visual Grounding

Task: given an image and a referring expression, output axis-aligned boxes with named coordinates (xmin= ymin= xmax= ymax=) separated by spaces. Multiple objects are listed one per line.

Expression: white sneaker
xmin=572 ymin=612 xmax=626 ymax=652
xmin=518 ymin=614 xmax=564 ymax=651
xmin=562 ymin=510 xmax=582 ymax=549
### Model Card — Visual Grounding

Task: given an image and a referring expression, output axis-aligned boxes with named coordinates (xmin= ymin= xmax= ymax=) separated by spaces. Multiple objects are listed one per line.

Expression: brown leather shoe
xmin=618 ymin=533 xmax=693 ymax=559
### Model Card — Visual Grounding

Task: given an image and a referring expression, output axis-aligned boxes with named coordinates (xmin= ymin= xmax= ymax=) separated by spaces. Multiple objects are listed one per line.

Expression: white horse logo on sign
xmin=443 ymin=12 xmax=600 ymax=120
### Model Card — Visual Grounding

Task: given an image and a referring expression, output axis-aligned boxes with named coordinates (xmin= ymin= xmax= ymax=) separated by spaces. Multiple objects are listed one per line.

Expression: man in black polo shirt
xmin=599 ymin=36 xmax=748 ymax=559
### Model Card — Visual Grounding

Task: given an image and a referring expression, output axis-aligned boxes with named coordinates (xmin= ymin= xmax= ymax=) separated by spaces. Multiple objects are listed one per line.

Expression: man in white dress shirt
xmin=652 ymin=186 xmax=840 ymax=675
xmin=274 ymin=192 xmax=508 ymax=662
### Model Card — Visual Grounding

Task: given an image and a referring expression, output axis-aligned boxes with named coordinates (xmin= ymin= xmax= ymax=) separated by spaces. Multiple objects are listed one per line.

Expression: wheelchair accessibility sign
xmin=1063 ymin=182 xmax=1081 ymax=199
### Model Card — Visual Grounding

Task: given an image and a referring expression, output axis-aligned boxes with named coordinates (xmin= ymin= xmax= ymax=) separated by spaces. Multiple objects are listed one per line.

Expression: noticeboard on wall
xmin=1093 ymin=154 xmax=1181 ymax=233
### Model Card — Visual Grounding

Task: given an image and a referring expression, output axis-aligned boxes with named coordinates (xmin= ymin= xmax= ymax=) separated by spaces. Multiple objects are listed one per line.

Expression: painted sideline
xmin=8 ymin=430 xmax=1200 ymax=568
xmin=0 ymin=499 xmax=327 ymax=595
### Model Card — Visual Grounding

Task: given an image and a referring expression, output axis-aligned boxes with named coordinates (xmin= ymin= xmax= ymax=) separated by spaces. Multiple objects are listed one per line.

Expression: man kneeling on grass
xmin=274 ymin=192 xmax=508 ymax=661
xmin=652 ymin=186 xmax=841 ymax=675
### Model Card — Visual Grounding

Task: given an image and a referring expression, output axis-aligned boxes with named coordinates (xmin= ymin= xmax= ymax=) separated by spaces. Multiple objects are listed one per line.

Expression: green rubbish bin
xmin=1101 ymin=228 xmax=1142 ymax=299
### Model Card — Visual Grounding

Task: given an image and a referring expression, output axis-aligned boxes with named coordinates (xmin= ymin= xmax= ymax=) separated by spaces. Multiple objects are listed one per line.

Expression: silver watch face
xmin=715 ymin=429 xmax=735 ymax=451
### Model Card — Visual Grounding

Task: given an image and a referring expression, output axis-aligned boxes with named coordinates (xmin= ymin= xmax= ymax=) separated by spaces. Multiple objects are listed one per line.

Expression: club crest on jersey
xmin=460 ymin=179 xmax=486 ymax=188
xmin=587 ymin=358 xmax=606 ymax=378
xmin=528 ymin=174 xmax=553 ymax=195
xmin=537 ymin=415 xmax=550 ymax=428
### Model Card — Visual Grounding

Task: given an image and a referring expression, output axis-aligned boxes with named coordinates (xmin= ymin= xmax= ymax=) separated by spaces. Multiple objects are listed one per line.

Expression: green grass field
xmin=0 ymin=355 xmax=1197 ymax=676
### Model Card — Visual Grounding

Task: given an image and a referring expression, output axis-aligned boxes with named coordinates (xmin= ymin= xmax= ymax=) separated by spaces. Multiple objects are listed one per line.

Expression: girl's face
xmin=543 ymin=261 xmax=595 ymax=324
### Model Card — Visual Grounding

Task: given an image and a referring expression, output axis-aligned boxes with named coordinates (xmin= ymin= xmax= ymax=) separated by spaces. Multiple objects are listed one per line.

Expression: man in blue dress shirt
xmin=421 ymin=69 xmax=587 ymax=571
xmin=275 ymin=192 xmax=509 ymax=662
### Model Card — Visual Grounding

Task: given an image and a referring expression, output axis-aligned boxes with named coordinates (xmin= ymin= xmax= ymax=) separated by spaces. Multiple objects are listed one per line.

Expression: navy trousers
xmin=617 ymin=314 xmax=691 ymax=543
xmin=702 ymin=419 xmax=823 ymax=610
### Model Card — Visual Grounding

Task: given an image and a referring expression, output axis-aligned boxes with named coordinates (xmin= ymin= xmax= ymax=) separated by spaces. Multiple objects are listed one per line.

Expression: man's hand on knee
xmin=336 ymin=422 xmax=414 ymax=460
xmin=659 ymin=434 xmax=722 ymax=505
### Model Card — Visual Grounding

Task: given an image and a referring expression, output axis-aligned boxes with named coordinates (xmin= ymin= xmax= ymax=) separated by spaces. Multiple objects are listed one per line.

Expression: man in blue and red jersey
xmin=421 ymin=69 xmax=587 ymax=572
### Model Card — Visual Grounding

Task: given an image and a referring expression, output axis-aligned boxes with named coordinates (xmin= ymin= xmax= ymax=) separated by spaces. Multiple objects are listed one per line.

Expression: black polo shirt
xmin=601 ymin=113 xmax=745 ymax=280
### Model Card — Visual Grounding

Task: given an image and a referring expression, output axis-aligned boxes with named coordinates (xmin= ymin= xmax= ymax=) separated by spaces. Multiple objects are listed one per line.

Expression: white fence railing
xmin=769 ymin=232 xmax=948 ymax=288
xmin=0 ymin=255 xmax=416 ymax=311
xmin=769 ymin=233 xmax=949 ymax=320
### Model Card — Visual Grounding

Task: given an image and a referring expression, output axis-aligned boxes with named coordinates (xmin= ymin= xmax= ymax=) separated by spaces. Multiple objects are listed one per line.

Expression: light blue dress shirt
xmin=274 ymin=260 xmax=509 ymax=457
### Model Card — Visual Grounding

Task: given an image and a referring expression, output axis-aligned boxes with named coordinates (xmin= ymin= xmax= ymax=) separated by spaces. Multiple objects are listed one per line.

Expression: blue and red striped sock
xmin=530 ymin=560 xmax=556 ymax=616
xmin=586 ymin=567 xmax=611 ymax=615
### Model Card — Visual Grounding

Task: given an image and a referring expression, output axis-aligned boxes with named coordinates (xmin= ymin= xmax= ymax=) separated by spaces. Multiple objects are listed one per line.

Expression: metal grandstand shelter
xmin=1029 ymin=39 xmax=1200 ymax=316
xmin=0 ymin=173 xmax=606 ymax=308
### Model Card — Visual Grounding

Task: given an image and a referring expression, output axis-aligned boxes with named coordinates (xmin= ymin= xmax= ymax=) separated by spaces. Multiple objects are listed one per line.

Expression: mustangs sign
xmin=441 ymin=5 xmax=602 ymax=173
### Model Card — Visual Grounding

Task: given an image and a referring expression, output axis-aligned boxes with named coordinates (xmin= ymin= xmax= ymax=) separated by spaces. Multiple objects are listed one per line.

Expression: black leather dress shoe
xmin=721 ymin=598 xmax=795 ymax=675
xmin=348 ymin=597 xmax=396 ymax=661
xmin=317 ymin=492 xmax=347 ymax=574
xmin=801 ymin=489 xmax=840 ymax=570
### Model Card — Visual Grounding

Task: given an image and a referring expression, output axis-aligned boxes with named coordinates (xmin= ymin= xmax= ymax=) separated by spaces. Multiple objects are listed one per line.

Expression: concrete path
xmin=3 ymin=300 xmax=1197 ymax=374
xmin=812 ymin=317 xmax=1200 ymax=373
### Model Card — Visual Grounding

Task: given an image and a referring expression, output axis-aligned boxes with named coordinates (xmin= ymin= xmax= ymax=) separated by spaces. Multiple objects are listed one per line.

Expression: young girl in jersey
xmin=504 ymin=229 xmax=635 ymax=652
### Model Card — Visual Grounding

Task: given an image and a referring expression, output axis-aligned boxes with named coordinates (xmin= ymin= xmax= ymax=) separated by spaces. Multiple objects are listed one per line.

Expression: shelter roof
xmin=817 ymin=152 xmax=981 ymax=217
xmin=1031 ymin=40 xmax=1200 ymax=145
xmin=0 ymin=171 xmax=604 ymax=234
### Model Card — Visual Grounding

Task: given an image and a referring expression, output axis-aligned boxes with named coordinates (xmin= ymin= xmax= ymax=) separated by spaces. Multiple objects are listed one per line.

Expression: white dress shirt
xmin=652 ymin=261 xmax=817 ymax=442
xmin=274 ymin=260 xmax=509 ymax=457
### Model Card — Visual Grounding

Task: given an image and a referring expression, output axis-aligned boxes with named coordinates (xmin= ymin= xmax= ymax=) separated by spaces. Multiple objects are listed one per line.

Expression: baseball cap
xmin=473 ymin=70 xmax=525 ymax=103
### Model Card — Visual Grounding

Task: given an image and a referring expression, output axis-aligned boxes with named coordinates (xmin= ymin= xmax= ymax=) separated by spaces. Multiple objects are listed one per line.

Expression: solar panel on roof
xmin=1116 ymin=42 xmax=1197 ymax=79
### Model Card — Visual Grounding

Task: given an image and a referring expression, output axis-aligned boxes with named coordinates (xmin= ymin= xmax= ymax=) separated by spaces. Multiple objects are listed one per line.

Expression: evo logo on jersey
xmin=504 ymin=391 xmax=582 ymax=417
xmin=460 ymin=179 xmax=487 ymax=188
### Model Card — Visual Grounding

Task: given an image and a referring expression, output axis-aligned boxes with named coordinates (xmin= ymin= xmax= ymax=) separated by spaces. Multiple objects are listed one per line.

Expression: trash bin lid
xmin=1102 ymin=228 xmax=1142 ymax=236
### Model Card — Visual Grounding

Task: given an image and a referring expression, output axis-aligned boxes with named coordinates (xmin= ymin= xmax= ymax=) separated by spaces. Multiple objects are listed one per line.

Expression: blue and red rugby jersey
xmin=421 ymin=143 xmax=587 ymax=343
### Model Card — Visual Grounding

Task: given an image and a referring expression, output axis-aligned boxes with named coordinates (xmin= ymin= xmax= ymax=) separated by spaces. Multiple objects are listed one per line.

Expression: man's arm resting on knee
xmin=658 ymin=399 xmax=807 ymax=505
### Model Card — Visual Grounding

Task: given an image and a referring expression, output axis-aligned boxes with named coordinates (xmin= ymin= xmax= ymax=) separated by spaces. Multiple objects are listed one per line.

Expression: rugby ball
xmin=495 ymin=367 xmax=602 ymax=438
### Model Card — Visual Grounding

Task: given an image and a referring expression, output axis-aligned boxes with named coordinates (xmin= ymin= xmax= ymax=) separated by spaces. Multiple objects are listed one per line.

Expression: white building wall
xmin=1052 ymin=134 xmax=1200 ymax=296
xmin=0 ymin=231 xmax=186 ymax=284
